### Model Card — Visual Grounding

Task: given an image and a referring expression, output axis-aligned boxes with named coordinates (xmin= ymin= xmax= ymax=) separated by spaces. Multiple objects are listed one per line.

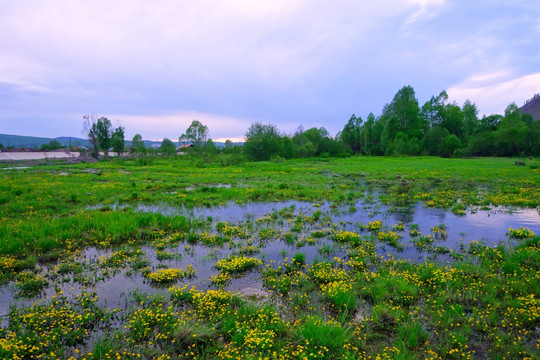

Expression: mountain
xmin=0 ymin=134 xmax=235 ymax=149
xmin=0 ymin=134 xmax=90 ymax=148
xmin=520 ymin=94 xmax=540 ymax=121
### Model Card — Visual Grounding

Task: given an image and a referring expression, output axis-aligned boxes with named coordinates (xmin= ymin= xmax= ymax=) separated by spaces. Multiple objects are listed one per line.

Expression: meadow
xmin=0 ymin=156 xmax=538 ymax=359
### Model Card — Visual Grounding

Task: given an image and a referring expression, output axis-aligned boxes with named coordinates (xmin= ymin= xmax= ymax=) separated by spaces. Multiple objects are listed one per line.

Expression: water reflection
xmin=4 ymin=198 xmax=538 ymax=318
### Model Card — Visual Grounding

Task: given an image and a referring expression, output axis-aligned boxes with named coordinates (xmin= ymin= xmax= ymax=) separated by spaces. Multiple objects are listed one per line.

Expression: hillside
xmin=0 ymin=134 xmax=88 ymax=148
xmin=520 ymin=94 xmax=540 ymax=120
xmin=0 ymin=134 xmax=229 ymax=149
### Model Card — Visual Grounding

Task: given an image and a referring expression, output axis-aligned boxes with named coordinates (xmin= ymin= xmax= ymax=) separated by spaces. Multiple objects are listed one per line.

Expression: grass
xmin=0 ymin=156 xmax=538 ymax=359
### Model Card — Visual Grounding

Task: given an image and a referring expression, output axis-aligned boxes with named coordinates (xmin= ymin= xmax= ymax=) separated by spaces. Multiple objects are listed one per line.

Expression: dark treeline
xmin=242 ymin=86 xmax=539 ymax=160
xmin=77 ymin=86 xmax=539 ymax=162
xmin=338 ymin=86 xmax=540 ymax=157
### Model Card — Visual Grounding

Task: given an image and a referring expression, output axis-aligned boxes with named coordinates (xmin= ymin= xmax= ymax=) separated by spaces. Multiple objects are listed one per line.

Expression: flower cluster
xmin=146 ymin=265 xmax=196 ymax=284
xmin=367 ymin=220 xmax=382 ymax=231
xmin=507 ymin=227 xmax=535 ymax=239
xmin=214 ymin=256 xmax=262 ymax=273
xmin=331 ymin=230 xmax=361 ymax=243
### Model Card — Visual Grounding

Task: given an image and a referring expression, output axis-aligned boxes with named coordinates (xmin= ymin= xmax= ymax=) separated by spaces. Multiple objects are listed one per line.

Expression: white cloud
xmin=0 ymin=78 xmax=54 ymax=94
xmin=447 ymin=72 xmax=540 ymax=115
xmin=405 ymin=0 xmax=445 ymax=25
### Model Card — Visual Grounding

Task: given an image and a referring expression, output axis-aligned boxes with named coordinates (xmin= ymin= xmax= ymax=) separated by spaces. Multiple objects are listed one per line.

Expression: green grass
xmin=0 ymin=156 xmax=538 ymax=359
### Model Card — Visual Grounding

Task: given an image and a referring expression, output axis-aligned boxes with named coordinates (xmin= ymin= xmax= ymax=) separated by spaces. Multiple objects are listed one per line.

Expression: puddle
xmin=4 ymin=198 xmax=539 ymax=318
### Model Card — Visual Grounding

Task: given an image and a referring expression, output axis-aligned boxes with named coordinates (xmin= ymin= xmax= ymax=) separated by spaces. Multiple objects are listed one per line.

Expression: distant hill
xmin=0 ymin=133 xmax=232 ymax=149
xmin=520 ymin=94 xmax=540 ymax=121
xmin=0 ymin=134 xmax=90 ymax=148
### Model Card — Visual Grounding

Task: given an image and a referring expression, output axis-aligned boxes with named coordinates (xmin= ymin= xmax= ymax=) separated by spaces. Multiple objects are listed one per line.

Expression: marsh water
xmin=1 ymin=197 xmax=538 ymax=318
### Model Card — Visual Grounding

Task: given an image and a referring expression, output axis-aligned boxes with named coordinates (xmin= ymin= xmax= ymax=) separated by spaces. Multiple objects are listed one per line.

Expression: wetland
xmin=0 ymin=156 xmax=538 ymax=359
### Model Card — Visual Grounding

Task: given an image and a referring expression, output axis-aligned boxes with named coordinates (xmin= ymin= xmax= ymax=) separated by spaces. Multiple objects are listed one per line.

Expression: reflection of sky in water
xmin=3 ymin=200 xmax=538 ymax=317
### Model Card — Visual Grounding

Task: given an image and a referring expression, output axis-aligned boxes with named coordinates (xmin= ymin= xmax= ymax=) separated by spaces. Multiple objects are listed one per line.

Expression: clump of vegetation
xmin=214 ymin=256 xmax=262 ymax=273
xmin=145 ymin=266 xmax=196 ymax=284
xmin=507 ymin=227 xmax=535 ymax=238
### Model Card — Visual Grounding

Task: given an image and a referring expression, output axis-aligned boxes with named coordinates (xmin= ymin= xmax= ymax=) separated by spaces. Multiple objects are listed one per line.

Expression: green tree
xmin=478 ymin=114 xmax=502 ymax=132
xmin=361 ymin=113 xmax=376 ymax=155
xmin=421 ymin=126 xmax=448 ymax=156
xmin=462 ymin=100 xmax=479 ymax=138
xmin=494 ymin=103 xmax=527 ymax=156
xmin=111 ymin=126 xmax=125 ymax=156
xmin=40 ymin=139 xmax=63 ymax=150
xmin=96 ymin=117 xmax=112 ymax=157
xmin=180 ymin=120 xmax=209 ymax=151
xmin=131 ymin=134 xmax=146 ymax=154
xmin=244 ymin=122 xmax=282 ymax=161
xmin=278 ymin=136 xmax=295 ymax=159
xmin=441 ymin=104 xmax=464 ymax=139
xmin=380 ymin=116 xmax=399 ymax=154
xmin=439 ymin=134 xmax=462 ymax=158
xmin=421 ymin=90 xmax=447 ymax=128
xmin=340 ymin=114 xmax=363 ymax=154
xmin=160 ymin=138 xmax=177 ymax=156
xmin=384 ymin=85 xmax=423 ymax=138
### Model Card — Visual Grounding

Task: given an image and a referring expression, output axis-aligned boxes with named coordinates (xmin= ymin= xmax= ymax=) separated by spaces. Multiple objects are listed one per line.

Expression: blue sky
xmin=1 ymin=0 xmax=539 ymax=141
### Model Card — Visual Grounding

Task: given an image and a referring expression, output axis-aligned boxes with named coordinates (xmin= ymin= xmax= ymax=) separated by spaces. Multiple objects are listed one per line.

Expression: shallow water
xmin=2 ymin=198 xmax=538 ymax=317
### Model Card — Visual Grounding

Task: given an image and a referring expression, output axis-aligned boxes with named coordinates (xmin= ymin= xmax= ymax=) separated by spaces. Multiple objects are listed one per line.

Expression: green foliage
xmin=180 ymin=120 xmax=209 ymax=150
xmin=244 ymin=122 xmax=282 ymax=161
xmin=160 ymin=138 xmax=176 ymax=156
xmin=111 ymin=126 xmax=125 ymax=155
xmin=340 ymin=114 xmax=363 ymax=153
xmin=131 ymin=133 xmax=146 ymax=154
xmin=40 ymin=139 xmax=63 ymax=150
xmin=96 ymin=117 xmax=112 ymax=156
xmin=439 ymin=134 xmax=462 ymax=158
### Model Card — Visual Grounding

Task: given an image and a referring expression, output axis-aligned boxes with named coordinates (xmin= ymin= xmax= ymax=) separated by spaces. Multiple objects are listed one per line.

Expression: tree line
xmin=82 ymin=86 xmax=540 ymax=161
xmin=338 ymin=86 xmax=539 ymax=157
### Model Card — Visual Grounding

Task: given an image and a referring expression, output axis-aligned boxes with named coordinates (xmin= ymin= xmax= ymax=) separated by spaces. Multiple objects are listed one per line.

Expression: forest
xmin=33 ymin=87 xmax=538 ymax=162
xmin=241 ymin=87 xmax=540 ymax=161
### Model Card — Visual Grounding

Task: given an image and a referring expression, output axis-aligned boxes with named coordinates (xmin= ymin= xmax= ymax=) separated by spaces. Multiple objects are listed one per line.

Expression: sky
xmin=1 ymin=0 xmax=539 ymax=142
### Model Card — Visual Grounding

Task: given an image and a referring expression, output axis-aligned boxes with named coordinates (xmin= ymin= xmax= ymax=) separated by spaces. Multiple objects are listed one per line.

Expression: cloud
xmin=405 ymin=0 xmax=445 ymax=25
xmin=447 ymin=72 xmax=540 ymax=115
xmin=0 ymin=78 xmax=54 ymax=94
xmin=0 ymin=1 xmax=539 ymax=139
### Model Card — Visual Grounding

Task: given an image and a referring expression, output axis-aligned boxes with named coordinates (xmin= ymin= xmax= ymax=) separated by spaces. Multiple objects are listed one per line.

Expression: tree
xmin=160 ymin=138 xmax=176 ymax=156
xmin=40 ymin=139 xmax=63 ymax=150
xmin=131 ymin=134 xmax=146 ymax=154
xmin=462 ymin=100 xmax=479 ymax=138
xmin=441 ymin=103 xmax=464 ymax=139
xmin=180 ymin=120 xmax=209 ymax=150
xmin=439 ymin=134 xmax=462 ymax=158
xmin=421 ymin=91 xmax=447 ymax=128
xmin=361 ymin=113 xmax=376 ymax=155
xmin=340 ymin=114 xmax=363 ymax=154
xmin=96 ymin=117 xmax=112 ymax=157
xmin=111 ymin=126 xmax=125 ymax=156
xmin=494 ymin=103 xmax=527 ymax=156
xmin=83 ymin=114 xmax=100 ymax=158
xmin=244 ymin=122 xmax=282 ymax=161
xmin=478 ymin=114 xmax=502 ymax=132
xmin=421 ymin=126 xmax=448 ymax=156
xmin=278 ymin=136 xmax=295 ymax=159
xmin=384 ymin=85 xmax=422 ymax=138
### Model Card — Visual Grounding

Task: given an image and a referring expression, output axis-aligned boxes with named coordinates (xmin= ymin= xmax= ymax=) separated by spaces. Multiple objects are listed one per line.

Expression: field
xmin=0 ymin=156 xmax=538 ymax=359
